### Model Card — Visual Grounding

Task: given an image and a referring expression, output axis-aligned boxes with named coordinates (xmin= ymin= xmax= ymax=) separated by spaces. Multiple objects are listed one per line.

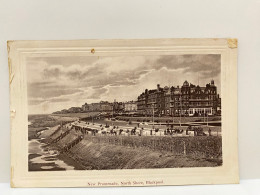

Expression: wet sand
xmin=28 ymin=139 xmax=75 ymax=171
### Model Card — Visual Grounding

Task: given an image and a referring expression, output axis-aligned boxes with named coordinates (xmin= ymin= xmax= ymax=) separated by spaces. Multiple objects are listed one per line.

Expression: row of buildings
xmin=81 ymin=100 xmax=137 ymax=113
xmin=53 ymin=101 xmax=138 ymax=114
xmin=53 ymin=80 xmax=221 ymax=117
xmin=137 ymin=80 xmax=221 ymax=117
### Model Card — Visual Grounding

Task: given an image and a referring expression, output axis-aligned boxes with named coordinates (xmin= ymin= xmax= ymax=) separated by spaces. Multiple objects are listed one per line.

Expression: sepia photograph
xmin=8 ymin=39 xmax=238 ymax=187
xmin=27 ymin=54 xmax=222 ymax=171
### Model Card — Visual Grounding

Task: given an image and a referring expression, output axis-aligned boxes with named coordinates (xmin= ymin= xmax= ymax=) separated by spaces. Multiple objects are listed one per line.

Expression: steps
xmin=51 ymin=129 xmax=71 ymax=143
xmin=49 ymin=126 xmax=61 ymax=137
xmin=63 ymin=135 xmax=84 ymax=151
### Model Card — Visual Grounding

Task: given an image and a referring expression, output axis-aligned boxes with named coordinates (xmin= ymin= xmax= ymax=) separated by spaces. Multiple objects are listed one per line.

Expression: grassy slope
xmin=69 ymin=138 xmax=221 ymax=170
xmin=55 ymin=129 xmax=79 ymax=148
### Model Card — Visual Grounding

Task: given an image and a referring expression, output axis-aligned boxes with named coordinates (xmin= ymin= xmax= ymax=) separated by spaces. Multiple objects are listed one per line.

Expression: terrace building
xmin=124 ymin=101 xmax=137 ymax=112
xmin=113 ymin=101 xmax=125 ymax=113
xmin=81 ymin=101 xmax=113 ymax=112
xmin=82 ymin=103 xmax=89 ymax=112
xmin=137 ymin=80 xmax=220 ymax=117
xmin=137 ymin=89 xmax=148 ymax=115
xmin=99 ymin=101 xmax=113 ymax=112
xmin=89 ymin=103 xmax=101 ymax=111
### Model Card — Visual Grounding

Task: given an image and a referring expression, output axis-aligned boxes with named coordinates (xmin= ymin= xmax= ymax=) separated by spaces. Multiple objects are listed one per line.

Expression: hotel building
xmin=137 ymin=80 xmax=220 ymax=117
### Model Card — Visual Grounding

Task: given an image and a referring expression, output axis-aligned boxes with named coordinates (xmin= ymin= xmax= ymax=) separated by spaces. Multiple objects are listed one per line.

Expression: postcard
xmin=8 ymin=38 xmax=238 ymax=187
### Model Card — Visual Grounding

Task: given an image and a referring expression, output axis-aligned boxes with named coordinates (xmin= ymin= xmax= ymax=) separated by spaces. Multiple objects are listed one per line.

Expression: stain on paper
xmin=227 ymin=39 xmax=238 ymax=48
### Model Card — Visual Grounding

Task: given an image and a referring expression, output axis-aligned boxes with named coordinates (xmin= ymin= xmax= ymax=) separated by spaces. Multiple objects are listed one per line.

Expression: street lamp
xmin=207 ymin=112 xmax=209 ymax=127
xmin=204 ymin=108 xmax=206 ymax=123
xmin=152 ymin=103 xmax=155 ymax=130
xmin=170 ymin=97 xmax=174 ymax=126
xmin=91 ymin=107 xmax=94 ymax=125
xmin=179 ymin=95 xmax=182 ymax=127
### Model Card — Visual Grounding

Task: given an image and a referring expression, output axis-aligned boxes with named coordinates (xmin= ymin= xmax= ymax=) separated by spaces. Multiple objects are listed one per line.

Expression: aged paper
xmin=8 ymin=39 xmax=238 ymax=187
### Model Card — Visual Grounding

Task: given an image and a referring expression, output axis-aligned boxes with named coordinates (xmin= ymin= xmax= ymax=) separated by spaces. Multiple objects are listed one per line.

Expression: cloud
xmin=87 ymin=87 xmax=108 ymax=99
xmin=28 ymin=99 xmax=48 ymax=105
xmin=27 ymin=81 xmax=82 ymax=99
xmin=27 ymin=56 xmax=99 ymax=67
xmin=154 ymin=54 xmax=221 ymax=78
xmin=26 ymin=54 xmax=221 ymax=114
xmin=51 ymin=98 xmax=71 ymax=103
xmin=28 ymin=97 xmax=71 ymax=105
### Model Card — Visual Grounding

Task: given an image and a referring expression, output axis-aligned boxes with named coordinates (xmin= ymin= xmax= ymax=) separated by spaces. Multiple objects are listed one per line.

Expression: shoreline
xmin=57 ymin=152 xmax=85 ymax=170
xmin=28 ymin=138 xmax=83 ymax=171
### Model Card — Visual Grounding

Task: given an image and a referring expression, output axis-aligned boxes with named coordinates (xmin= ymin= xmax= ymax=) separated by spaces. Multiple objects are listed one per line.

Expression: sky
xmin=26 ymin=54 xmax=221 ymax=114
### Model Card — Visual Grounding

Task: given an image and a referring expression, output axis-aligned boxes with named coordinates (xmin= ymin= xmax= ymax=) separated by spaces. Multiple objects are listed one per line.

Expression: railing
xmin=50 ymin=129 xmax=71 ymax=143
xmin=49 ymin=125 xmax=61 ymax=137
xmin=63 ymin=135 xmax=84 ymax=151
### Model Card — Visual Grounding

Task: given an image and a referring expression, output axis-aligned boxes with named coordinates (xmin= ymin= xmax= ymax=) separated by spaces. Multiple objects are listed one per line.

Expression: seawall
xmin=43 ymin=127 xmax=222 ymax=170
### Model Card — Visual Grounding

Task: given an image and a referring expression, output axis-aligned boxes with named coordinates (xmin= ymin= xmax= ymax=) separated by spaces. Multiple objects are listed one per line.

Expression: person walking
xmin=208 ymin=128 xmax=212 ymax=136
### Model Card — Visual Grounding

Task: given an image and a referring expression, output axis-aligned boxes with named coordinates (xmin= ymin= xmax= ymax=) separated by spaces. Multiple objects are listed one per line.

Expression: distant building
xmin=217 ymin=96 xmax=221 ymax=115
xmin=61 ymin=109 xmax=69 ymax=114
xmin=81 ymin=101 xmax=113 ymax=112
xmin=124 ymin=101 xmax=137 ymax=112
xmin=113 ymin=101 xmax=125 ymax=113
xmin=82 ymin=103 xmax=89 ymax=112
xmin=67 ymin=107 xmax=82 ymax=113
xmin=137 ymin=80 xmax=220 ymax=116
xmin=88 ymin=103 xmax=101 ymax=111
xmin=99 ymin=101 xmax=113 ymax=112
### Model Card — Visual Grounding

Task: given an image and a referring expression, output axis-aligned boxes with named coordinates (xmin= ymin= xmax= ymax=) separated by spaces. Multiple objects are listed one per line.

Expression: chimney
xmin=211 ymin=80 xmax=215 ymax=85
xmin=157 ymin=84 xmax=160 ymax=91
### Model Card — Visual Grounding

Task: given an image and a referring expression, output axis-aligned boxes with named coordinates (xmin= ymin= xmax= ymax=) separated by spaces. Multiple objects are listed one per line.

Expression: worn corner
xmin=8 ymin=58 xmax=14 ymax=85
xmin=10 ymin=180 xmax=15 ymax=188
xmin=7 ymin=40 xmax=14 ymax=53
xmin=9 ymin=74 xmax=15 ymax=85
xmin=10 ymin=166 xmax=15 ymax=188
xmin=227 ymin=38 xmax=238 ymax=49
xmin=8 ymin=46 xmax=14 ymax=85
xmin=7 ymin=40 xmax=14 ymax=45
xmin=8 ymin=57 xmax=12 ymax=71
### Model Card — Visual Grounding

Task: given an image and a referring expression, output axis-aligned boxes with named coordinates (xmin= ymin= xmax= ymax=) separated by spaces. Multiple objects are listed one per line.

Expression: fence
xmin=49 ymin=121 xmax=73 ymax=137
xmin=83 ymin=134 xmax=222 ymax=158
xmin=50 ymin=129 xmax=71 ymax=143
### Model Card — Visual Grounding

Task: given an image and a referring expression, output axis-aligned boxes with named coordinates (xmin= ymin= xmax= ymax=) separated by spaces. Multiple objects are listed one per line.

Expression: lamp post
xmin=207 ymin=112 xmax=209 ymax=127
xmin=112 ymin=103 xmax=114 ymax=118
xmin=179 ymin=95 xmax=182 ymax=127
xmin=172 ymin=111 xmax=174 ymax=126
xmin=152 ymin=103 xmax=155 ymax=130
xmin=91 ymin=107 xmax=94 ymax=125
xmin=171 ymin=96 xmax=174 ymax=126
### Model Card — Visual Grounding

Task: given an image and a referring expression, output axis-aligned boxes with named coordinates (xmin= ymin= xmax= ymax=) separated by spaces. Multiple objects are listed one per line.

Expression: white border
xmin=8 ymin=39 xmax=238 ymax=187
